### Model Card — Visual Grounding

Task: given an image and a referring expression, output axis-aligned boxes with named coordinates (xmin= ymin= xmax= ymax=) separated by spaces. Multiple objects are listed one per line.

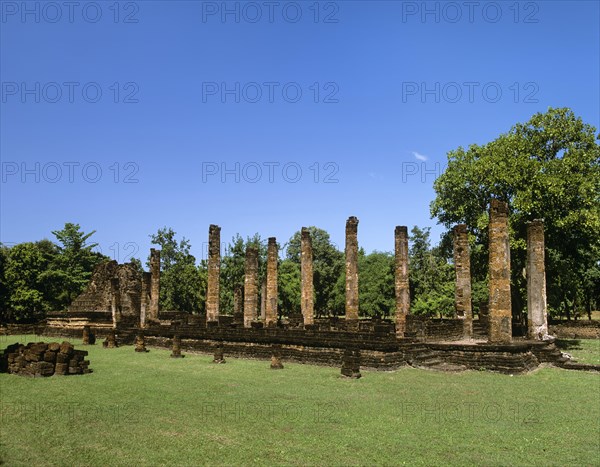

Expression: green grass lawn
xmin=1 ymin=335 xmax=599 ymax=466
xmin=556 ymin=339 xmax=600 ymax=365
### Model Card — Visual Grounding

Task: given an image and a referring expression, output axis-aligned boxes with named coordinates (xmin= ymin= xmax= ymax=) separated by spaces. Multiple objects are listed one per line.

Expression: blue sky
xmin=1 ymin=0 xmax=599 ymax=263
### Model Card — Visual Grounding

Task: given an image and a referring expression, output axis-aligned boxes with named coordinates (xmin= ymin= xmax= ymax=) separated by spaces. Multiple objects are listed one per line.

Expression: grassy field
xmin=1 ymin=335 xmax=599 ymax=467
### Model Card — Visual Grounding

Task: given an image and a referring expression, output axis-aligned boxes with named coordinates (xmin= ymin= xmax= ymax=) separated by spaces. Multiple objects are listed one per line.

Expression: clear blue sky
xmin=1 ymin=0 xmax=599 ymax=263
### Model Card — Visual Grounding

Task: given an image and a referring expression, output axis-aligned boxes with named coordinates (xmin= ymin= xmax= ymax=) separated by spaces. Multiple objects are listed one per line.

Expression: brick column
xmin=488 ymin=199 xmax=512 ymax=343
xmin=453 ymin=224 xmax=473 ymax=339
xmin=110 ymin=278 xmax=121 ymax=327
xmin=243 ymin=246 xmax=259 ymax=328
xmin=265 ymin=237 xmax=278 ymax=327
xmin=260 ymin=279 xmax=267 ymax=321
xmin=394 ymin=226 xmax=410 ymax=337
xmin=206 ymin=225 xmax=221 ymax=323
xmin=345 ymin=217 xmax=359 ymax=325
xmin=233 ymin=285 xmax=243 ymax=325
xmin=140 ymin=272 xmax=151 ymax=327
xmin=527 ymin=219 xmax=549 ymax=340
xmin=149 ymin=248 xmax=160 ymax=321
xmin=301 ymin=227 xmax=314 ymax=326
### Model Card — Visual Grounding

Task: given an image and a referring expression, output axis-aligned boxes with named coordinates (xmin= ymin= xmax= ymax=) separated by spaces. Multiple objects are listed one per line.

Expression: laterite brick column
xmin=206 ymin=225 xmax=221 ymax=324
xmin=243 ymin=246 xmax=259 ymax=328
xmin=140 ymin=272 xmax=151 ymax=327
xmin=345 ymin=217 xmax=359 ymax=327
xmin=265 ymin=237 xmax=278 ymax=327
xmin=301 ymin=227 xmax=314 ymax=326
xmin=527 ymin=219 xmax=549 ymax=340
xmin=149 ymin=248 xmax=160 ymax=321
xmin=488 ymin=199 xmax=512 ymax=343
xmin=453 ymin=224 xmax=473 ymax=339
xmin=395 ymin=226 xmax=410 ymax=337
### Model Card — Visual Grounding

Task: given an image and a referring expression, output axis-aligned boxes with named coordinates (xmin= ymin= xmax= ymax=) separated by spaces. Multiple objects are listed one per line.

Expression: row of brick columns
xmin=145 ymin=203 xmax=548 ymax=341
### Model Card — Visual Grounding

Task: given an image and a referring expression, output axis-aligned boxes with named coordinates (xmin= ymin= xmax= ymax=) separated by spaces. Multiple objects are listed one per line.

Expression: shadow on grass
xmin=555 ymin=339 xmax=583 ymax=351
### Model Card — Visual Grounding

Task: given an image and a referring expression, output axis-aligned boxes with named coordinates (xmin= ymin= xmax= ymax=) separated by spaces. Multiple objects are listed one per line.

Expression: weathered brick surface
xmin=243 ymin=246 xmax=259 ymax=328
xmin=345 ymin=217 xmax=359 ymax=326
xmin=394 ymin=226 xmax=410 ymax=337
xmin=265 ymin=237 xmax=278 ymax=327
xmin=149 ymin=249 xmax=161 ymax=321
xmin=488 ymin=200 xmax=512 ymax=343
xmin=206 ymin=225 xmax=221 ymax=323
xmin=1 ymin=341 xmax=91 ymax=376
xmin=527 ymin=220 xmax=549 ymax=340
xmin=140 ymin=271 xmax=151 ymax=327
xmin=453 ymin=224 xmax=473 ymax=338
xmin=301 ymin=228 xmax=314 ymax=326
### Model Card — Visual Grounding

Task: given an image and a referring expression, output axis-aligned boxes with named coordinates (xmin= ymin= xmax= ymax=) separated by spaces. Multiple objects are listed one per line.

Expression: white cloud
xmin=412 ymin=151 xmax=428 ymax=161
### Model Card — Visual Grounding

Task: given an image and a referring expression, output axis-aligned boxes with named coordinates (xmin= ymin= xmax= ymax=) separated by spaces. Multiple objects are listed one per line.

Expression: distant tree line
xmin=1 ymin=109 xmax=598 ymax=323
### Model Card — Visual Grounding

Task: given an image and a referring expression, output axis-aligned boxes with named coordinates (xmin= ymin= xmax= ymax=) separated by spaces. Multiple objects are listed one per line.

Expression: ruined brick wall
xmin=1 ymin=341 xmax=91 ymax=376
xmin=406 ymin=316 xmax=464 ymax=341
xmin=453 ymin=224 xmax=473 ymax=338
xmin=301 ymin=228 xmax=314 ymax=326
xmin=68 ymin=261 xmax=142 ymax=320
xmin=394 ymin=226 xmax=410 ymax=337
xmin=548 ymin=321 xmax=600 ymax=339
xmin=488 ymin=200 xmax=512 ymax=343
xmin=345 ymin=217 xmax=359 ymax=324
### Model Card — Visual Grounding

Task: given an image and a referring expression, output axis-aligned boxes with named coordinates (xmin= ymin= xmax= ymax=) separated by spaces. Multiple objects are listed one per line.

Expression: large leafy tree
xmin=431 ymin=108 xmax=600 ymax=319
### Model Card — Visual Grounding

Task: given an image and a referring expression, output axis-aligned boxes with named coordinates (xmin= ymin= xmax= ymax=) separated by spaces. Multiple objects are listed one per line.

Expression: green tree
xmin=409 ymin=226 xmax=455 ymax=317
xmin=358 ymin=251 xmax=395 ymax=318
xmin=278 ymin=259 xmax=301 ymax=317
xmin=149 ymin=227 xmax=201 ymax=312
xmin=50 ymin=223 xmax=106 ymax=307
xmin=431 ymin=108 xmax=600 ymax=319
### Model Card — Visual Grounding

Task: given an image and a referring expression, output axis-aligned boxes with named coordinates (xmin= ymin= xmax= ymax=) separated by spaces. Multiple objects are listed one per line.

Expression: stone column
xmin=395 ymin=226 xmax=410 ymax=337
xmin=243 ymin=246 xmax=259 ymax=328
xmin=301 ymin=228 xmax=314 ymax=326
xmin=527 ymin=219 xmax=549 ymax=340
xmin=110 ymin=278 xmax=121 ymax=327
xmin=345 ymin=217 xmax=359 ymax=325
xmin=233 ymin=285 xmax=243 ymax=325
xmin=453 ymin=224 xmax=473 ymax=339
xmin=260 ymin=279 xmax=267 ymax=321
xmin=140 ymin=272 xmax=151 ymax=327
xmin=265 ymin=237 xmax=278 ymax=327
xmin=206 ymin=225 xmax=221 ymax=323
xmin=488 ymin=199 xmax=512 ymax=343
xmin=149 ymin=249 xmax=160 ymax=321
